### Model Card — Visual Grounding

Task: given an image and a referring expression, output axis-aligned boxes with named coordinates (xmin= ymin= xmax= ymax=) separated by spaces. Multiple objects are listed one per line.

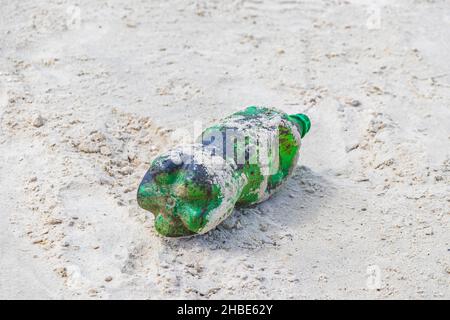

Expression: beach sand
xmin=0 ymin=0 xmax=449 ymax=299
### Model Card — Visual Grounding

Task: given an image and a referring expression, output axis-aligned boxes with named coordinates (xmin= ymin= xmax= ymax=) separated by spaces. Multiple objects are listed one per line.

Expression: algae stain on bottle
xmin=137 ymin=106 xmax=311 ymax=237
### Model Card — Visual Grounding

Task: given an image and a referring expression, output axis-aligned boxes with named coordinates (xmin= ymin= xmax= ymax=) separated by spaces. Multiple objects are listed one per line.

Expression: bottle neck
xmin=288 ymin=113 xmax=311 ymax=138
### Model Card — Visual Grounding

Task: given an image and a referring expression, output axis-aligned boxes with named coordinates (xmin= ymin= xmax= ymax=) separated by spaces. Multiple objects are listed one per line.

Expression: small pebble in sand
xmin=105 ymin=276 xmax=113 ymax=282
xmin=32 ymin=114 xmax=45 ymax=127
xmin=346 ymin=99 xmax=361 ymax=107
xmin=88 ymin=288 xmax=98 ymax=296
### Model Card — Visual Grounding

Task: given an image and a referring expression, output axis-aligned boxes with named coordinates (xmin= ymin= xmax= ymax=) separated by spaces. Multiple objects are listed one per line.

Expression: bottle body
xmin=137 ymin=106 xmax=310 ymax=237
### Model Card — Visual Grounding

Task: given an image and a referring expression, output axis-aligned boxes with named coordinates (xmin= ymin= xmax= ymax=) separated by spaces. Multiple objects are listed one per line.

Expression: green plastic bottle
xmin=137 ymin=106 xmax=311 ymax=237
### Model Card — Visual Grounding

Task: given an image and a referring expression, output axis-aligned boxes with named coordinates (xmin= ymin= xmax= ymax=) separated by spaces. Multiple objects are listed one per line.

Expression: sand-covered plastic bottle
xmin=137 ymin=106 xmax=311 ymax=237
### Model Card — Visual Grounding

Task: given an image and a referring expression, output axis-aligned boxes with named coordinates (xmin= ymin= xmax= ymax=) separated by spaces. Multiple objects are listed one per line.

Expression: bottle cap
xmin=289 ymin=113 xmax=311 ymax=138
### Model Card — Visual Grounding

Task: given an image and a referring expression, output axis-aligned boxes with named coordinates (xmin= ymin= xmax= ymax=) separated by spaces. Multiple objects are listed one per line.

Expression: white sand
xmin=0 ymin=0 xmax=449 ymax=299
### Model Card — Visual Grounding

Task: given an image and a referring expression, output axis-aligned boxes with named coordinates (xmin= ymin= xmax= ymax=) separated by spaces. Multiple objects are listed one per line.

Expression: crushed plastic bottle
xmin=137 ymin=106 xmax=311 ymax=237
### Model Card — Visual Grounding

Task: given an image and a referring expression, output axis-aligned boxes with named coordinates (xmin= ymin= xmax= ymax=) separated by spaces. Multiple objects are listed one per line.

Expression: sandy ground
xmin=1 ymin=0 xmax=449 ymax=299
